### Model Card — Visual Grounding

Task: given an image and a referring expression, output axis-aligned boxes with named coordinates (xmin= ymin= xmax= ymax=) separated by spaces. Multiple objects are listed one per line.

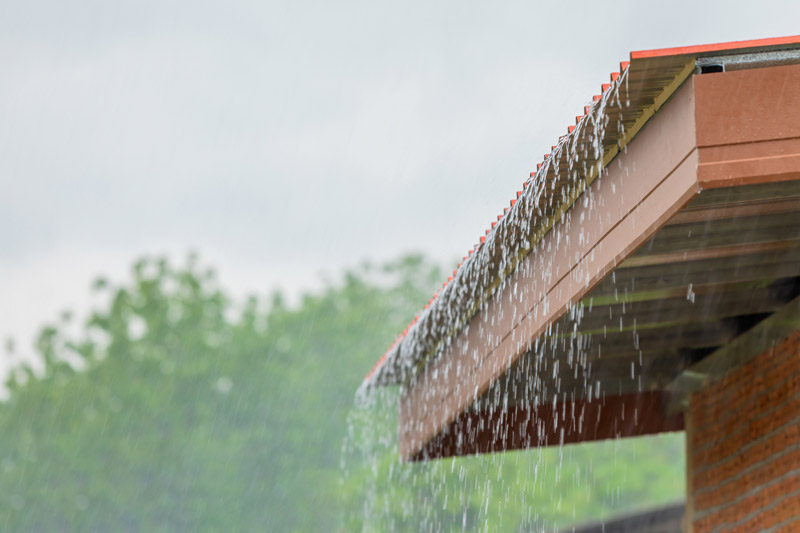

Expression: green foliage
xmin=0 ymin=253 xmax=684 ymax=531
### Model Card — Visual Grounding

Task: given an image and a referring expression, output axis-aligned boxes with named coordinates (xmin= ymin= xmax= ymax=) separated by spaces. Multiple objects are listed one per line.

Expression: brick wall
xmin=688 ymin=332 xmax=800 ymax=532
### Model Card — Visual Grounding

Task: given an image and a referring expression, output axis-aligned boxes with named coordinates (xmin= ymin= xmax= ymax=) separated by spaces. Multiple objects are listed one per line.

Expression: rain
xmin=2 ymin=0 xmax=800 ymax=531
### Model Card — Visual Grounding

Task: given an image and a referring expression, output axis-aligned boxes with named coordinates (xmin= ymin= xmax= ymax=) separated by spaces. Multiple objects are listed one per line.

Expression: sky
xmin=2 ymin=0 xmax=800 ymax=366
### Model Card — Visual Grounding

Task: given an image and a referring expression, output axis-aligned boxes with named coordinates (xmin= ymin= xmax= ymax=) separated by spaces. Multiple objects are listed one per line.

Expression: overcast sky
xmin=2 ymin=0 xmax=800 ymax=362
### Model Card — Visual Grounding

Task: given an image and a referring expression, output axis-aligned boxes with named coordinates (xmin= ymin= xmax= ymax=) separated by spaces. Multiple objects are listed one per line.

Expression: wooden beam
xmin=684 ymin=180 xmax=800 ymax=209
xmin=589 ymin=254 xmax=800 ymax=299
xmin=637 ymin=213 xmax=800 ymax=255
xmin=695 ymin=64 xmax=800 ymax=189
xmin=410 ymin=391 xmax=684 ymax=461
xmin=666 ymin=295 xmax=800 ymax=413
xmin=668 ymin=197 xmax=800 ymax=226
xmin=573 ymin=288 xmax=790 ymax=332
xmin=620 ymin=240 xmax=800 ymax=269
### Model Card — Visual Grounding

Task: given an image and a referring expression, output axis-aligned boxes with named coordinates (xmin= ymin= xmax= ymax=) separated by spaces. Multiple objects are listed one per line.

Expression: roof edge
xmin=631 ymin=35 xmax=800 ymax=60
xmin=364 ymin=34 xmax=800 ymax=388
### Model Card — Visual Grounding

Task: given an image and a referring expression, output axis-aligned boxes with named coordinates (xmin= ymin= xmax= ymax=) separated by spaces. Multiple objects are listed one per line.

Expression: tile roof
xmin=365 ymin=35 xmax=800 ymax=386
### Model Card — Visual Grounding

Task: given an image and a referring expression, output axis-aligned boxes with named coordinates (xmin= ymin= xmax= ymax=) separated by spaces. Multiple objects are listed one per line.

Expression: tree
xmin=0 ymin=253 xmax=684 ymax=531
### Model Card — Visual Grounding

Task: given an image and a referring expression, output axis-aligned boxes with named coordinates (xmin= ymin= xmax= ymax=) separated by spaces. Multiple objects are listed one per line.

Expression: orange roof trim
xmin=631 ymin=35 xmax=800 ymax=59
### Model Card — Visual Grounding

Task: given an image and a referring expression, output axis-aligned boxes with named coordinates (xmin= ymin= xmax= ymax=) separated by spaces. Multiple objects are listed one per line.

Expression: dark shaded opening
xmin=680 ymin=345 xmax=721 ymax=365
xmin=771 ymin=276 xmax=800 ymax=303
xmin=700 ymin=64 xmax=724 ymax=74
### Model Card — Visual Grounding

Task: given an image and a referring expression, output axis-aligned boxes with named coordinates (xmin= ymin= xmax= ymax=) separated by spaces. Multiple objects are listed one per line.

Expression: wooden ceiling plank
xmin=589 ymin=258 xmax=800 ymax=300
xmin=621 ymin=239 xmax=800 ymax=268
xmin=685 ymin=180 xmax=800 ymax=208
xmin=571 ymin=290 xmax=787 ymax=332
xmin=667 ymin=198 xmax=800 ymax=226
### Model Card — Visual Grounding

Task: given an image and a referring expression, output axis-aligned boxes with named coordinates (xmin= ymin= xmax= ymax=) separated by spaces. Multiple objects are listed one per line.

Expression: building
xmin=364 ymin=36 xmax=800 ymax=531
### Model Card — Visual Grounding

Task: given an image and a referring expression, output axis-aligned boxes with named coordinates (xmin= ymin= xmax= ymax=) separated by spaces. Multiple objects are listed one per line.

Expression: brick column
xmin=688 ymin=332 xmax=800 ymax=532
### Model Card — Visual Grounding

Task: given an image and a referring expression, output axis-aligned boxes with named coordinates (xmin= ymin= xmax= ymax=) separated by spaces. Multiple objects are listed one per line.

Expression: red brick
xmin=773 ymin=515 xmax=800 ymax=532
xmin=691 ymin=332 xmax=800 ymax=428
xmin=694 ymin=474 xmax=800 ymax=530
xmin=694 ymin=448 xmax=800 ymax=510
xmin=693 ymin=424 xmax=799 ymax=492
xmin=690 ymin=332 xmax=800 ymax=530
xmin=733 ymin=489 xmax=800 ymax=531
xmin=692 ymin=368 xmax=800 ymax=443
xmin=692 ymin=397 xmax=800 ymax=469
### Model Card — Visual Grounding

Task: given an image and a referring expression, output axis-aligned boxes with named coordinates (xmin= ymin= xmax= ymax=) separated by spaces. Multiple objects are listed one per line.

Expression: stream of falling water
xmin=342 ymin=386 xmax=684 ymax=532
xmin=341 ymin=64 xmax=687 ymax=532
